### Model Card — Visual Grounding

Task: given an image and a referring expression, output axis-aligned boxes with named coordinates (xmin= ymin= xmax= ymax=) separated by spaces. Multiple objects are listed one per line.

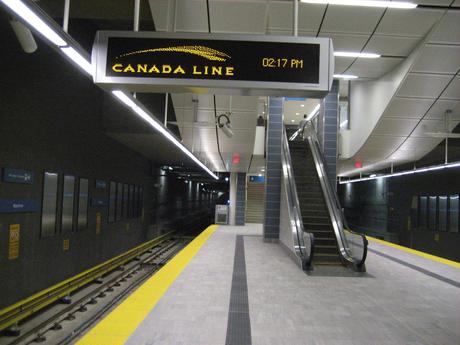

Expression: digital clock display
xmin=105 ymin=37 xmax=320 ymax=84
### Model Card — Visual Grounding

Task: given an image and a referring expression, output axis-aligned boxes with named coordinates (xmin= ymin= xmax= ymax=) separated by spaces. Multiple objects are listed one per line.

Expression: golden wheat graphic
xmin=118 ymin=45 xmax=231 ymax=61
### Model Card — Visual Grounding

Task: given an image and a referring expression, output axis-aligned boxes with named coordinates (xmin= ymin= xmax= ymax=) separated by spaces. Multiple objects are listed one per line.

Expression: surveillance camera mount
xmin=217 ymin=113 xmax=231 ymax=128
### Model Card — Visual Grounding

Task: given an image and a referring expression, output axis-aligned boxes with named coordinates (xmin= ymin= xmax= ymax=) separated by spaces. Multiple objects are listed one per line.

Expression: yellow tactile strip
xmin=367 ymin=235 xmax=460 ymax=269
xmin=76 ymin=224 xmax=219 ymax=345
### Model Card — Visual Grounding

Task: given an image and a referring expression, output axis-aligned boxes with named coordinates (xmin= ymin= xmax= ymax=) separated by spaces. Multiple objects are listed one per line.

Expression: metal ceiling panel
xmin=319 ymin=32 xmax=368 ymax=52
xmin=397 ymin=73 xmax=452 ymax=98
xmin=320 ymin=6 xmax=385 ymax=34
xmin=440 ymin=77 xmax=460 ymax=100
xmin=365 ymin=35 xmax=420 ymax=57
xmin=375 ymin=8 xmax=443 ymax=37
xmin=210 ymin=1 xmax=268 ymax=34
xmin=428 ymin=11 xmax=460 ymax=44
xmin=372 ymin=118 xmax=420 ymax=136
xmin=425 ymin=100 xmax=460 ymax=120
xmin=334 ymin=57 xmax=355 ymax=74
xmin=411 ymin=45 xmax=460 ymax=74
xmin=364 ymin=135 xmax=406 ymax=151
xmin=347 ymin=57 xmax=404 ymax=79
xmin=175 ymin=0 xmax=209 ymax=32
xmin=383 ymin=97 xmax=434 ymax=119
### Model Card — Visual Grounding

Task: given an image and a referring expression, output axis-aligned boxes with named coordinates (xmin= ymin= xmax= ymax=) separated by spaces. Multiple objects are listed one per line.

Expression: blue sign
xmin=249 ymin=175 xmax=265 ymax=183
xmin=284 ymin=97 xmax=306 ymax=101
xmin=95 ymin=180 xmax=107 ymax=189
xmin=3 ymin=168 xmax=34 ymax=184
xmin=91 ymin=198 xmax=108 ymax=207
xmin=0 ymin=199 xmax=40 ymax=213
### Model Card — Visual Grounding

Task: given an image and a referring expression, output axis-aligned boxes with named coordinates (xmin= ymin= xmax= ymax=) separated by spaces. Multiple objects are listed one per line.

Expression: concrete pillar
xmin=263 ymin=97 xmax=283 ymax=240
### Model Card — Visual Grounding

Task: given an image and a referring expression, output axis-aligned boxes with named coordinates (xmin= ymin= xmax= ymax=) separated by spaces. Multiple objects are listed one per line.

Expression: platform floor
xmin=80 ymin=224 xmax=460 ymax=345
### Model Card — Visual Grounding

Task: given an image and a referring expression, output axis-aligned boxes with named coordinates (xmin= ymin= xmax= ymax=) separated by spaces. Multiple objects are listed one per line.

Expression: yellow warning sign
xmin=63 ymin=239 xmax=70 ymax=251
xmin=8 ymin=224 xmax=20 ymax=260
xmin=96 ymin=212 xmax=102 ymax=234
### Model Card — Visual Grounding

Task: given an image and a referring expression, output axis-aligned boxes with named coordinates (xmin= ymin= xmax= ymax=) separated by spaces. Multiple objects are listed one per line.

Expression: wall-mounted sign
xmin=63 ymin=239 xmax=70 ymax=251
xmin=2 ymin=168 xmax=33 ymax=184
xmin=96 ymin=212 xmax=102 ymax=234
xmin=95 ymin=180 xmax=107 ymax=189
xmin=0 ymin=199 xmax=40 ymax=213
xmin=249 ymin=175 xmax=265 ymax=183
xmin=8 ymin=224 xmax=20 ymax=260
xmin=93 ymin=32 xmax=334 ymax=97
xmin=91 ymin=198 xmax=108 ymax=207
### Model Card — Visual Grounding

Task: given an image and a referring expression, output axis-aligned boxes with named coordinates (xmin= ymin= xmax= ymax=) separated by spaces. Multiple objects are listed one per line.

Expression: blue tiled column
xmin=264 ymin=97 xmax=283 ymax=240
xmin=323 ymin=80 xmax=339 ymax=191
xmin=235 ymin=172 xmax=246 ymax=225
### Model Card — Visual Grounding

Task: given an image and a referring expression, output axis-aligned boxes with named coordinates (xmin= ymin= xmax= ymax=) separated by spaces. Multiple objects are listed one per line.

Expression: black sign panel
xmin=105 ymin=37 xmax=320 ymax=84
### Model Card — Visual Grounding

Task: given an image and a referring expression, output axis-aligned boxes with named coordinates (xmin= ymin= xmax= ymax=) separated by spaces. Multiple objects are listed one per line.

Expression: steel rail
xmin=0 ymin=231 xmax=175 ymax=333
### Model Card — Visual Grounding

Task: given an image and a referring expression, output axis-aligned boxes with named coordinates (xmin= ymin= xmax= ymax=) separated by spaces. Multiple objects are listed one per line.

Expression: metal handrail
xmin=304 ymin=122 xmax=367 ymax=269
xmin=282 ymin=126 xmax=314 ymax=269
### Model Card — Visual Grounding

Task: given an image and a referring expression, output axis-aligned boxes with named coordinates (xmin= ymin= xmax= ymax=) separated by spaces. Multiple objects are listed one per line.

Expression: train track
xmin=2 ymin=238 xmax=189 ymax=345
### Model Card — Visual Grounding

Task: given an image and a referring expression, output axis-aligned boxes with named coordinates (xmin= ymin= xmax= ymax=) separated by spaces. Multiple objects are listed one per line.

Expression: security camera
xmin=217 ymin=113 xmax=234 ymax=138
xmin=9 ymin=18 xmax=37 ymax=53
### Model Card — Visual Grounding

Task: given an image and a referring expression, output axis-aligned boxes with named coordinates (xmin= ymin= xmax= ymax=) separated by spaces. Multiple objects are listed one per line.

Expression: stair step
xmin=313 ymin=253 xmax=342 ymax=264
xmin=315 ymin=245 xmax=338 ymax=254
xmin=315 ymin=237 xmax=337 ymax=245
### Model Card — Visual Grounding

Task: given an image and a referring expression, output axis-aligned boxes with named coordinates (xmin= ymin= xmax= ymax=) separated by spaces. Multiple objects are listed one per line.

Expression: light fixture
xmin=1 ymin=0 xmax=67 ymax=46
xmin=369 ymin=174 xmax=377 ymax=178
xmin=9 ymin=18 xmax=37 ymax=53
xmin=168 ymin=166 xmax=173 ymax=171
xmin=225 ymin=177 xmax=229 ymax=182
xmin=334 ymin=52 xmax=380 ymax=58
xmin=60 ymin=47 xmax=93 ymax=76
xmin=334 ymin=74 xmax=358 ymax=79
xmin=340 ymin=120 xmax=348 ymax=127
xmin=339 ymin=161 xmax=460 ymax=184
xmin=261 ymin=168 xmax=265 ymax=172
xmin=300 ymin=104 xmax=305 ymax=107
xmin=291 ymin=119 xmax=295 ymax=123
xmin=258 ymin=174 xmax=263 ymax=177
xmin=296 ymin=112 xmax=300 ymax=115
xmin=112 ymin=90 xmax=219 ymax=180
xmin=300 ymin=0 xmax=417 ymax=9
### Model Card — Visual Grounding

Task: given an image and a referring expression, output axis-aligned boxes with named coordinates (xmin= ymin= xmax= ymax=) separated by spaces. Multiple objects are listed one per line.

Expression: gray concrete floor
xmin=126 ymin=224 xmax=460 ymax=345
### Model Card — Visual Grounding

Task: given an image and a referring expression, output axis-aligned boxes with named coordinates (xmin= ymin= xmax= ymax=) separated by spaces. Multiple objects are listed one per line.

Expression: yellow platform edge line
xmin=76 ymin=224 xmax=219 ymax=345
xmin=366 ymin=235 xmax=460 ymax=269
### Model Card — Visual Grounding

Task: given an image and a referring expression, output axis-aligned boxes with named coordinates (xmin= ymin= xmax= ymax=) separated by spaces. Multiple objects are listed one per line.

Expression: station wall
xmin=339 ymin=169 xmax=460 ymax=262
xmin=0 ymin=24 xmax=214 ymax=308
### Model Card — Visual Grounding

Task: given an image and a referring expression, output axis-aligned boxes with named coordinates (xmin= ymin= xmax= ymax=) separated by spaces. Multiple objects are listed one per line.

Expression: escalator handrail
xmin=282 ymin=126 xmax=314 ymax=267
xmin=304 ymin=122 xmax=367 ymax=268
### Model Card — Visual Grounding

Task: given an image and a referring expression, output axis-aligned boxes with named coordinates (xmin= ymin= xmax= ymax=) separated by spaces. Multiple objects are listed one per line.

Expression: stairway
xmin=245 ymin=182 xmax=265 ymax=223
xmin=289 ymin=141 xmax=342 ymax=266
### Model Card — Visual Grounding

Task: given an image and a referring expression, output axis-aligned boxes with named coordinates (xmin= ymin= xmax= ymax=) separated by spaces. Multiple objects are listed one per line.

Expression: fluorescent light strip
xmin=60 ymin=47 xmax=93 ymax=76
xmin=334 ymin=74 xmax=358 ymax=79
xmin=339 ymin=161 xmax=460 ymax=184
xmin=300 ymin=0 xmax=417 ymax=9
xmin=112 ymin=91 xmax=219 ymax=180
xmin=334 ymin=51 xmax=380 ymax=58
xmin=1 ymin=0 xmax=67 ymax=46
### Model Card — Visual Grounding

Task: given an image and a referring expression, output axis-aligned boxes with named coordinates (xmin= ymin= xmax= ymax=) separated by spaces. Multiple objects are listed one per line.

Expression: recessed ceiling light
xmin=261 ymin=169 xmax=265 ymax=172
xmin=300 ymin=0 xmax=417 ymax=9
xmin=300 ymin=104 xmax=305 ymax=107
xmin=334 ymin=52 xmax=381 ymax=58
xmin=291 ymin=119 xmax=295 ymax=123
xmin=334 ymin=74 xmax=358 ymax=80
xmin=296 ymin=112 xmax=299 ymax=115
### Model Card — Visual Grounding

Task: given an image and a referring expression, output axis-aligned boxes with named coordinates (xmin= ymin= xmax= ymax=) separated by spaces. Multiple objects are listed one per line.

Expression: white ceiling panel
xmin=397 ymin=73 xmax=451 ymax=98
xmin=148 ymin=0 xmax=169 ymax=31
xmin=364 ymin=135 xmax=406 ymax=151
xmin=411 ymin=118 xmax=457 ymax=137
xmin=267 ymin=2 xmax=326 ymax=32
xmin=175 ymin=0 xmax=208 ymax=32
xmin=425 ymin=100 xmax=460 ymax=120
xmin=396 ymin=137 xmax=441 ymax=155
xmin=429 ymin=11 xmax=460 ymax=45
xmin=334 ymin=57 xmax=354 ymax=74
xmin=320 ymin=6 xmax=385 ymax=34
xmin=375 ymin=8 xmax=443 ymax=37
xmin=356 ymin=147 xmax=391 ymax=161
xmin=210 ymin=1 xmax=267 ymax=34
xmin=383 ymin=97 xmax=434 ymax=119
xmin=347 ymin=57 xmax=403 ymax=79
xmin=319 ymin=32 xmax=368 ymax=51
xmin=365 ymin=35 xmax=420 ymax=57
xmin=440 ymin=76 xmax=460 ymax=100
xmin=411 ymin=45 xmax=460 ymax=74
xmin=299 ymin=3 xmax=328 ymax=32
xmin=373 ymin=118 xmax=419 ymax=136
xmin=413 ymin=0 xmax=452 ymax=4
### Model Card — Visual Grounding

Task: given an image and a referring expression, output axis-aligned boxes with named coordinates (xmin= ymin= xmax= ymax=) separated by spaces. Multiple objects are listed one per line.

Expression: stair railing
xmin=282 ymin=126 xmax=314 ymax=269
xmin=304 ymin=121 xmax=367 ymax=270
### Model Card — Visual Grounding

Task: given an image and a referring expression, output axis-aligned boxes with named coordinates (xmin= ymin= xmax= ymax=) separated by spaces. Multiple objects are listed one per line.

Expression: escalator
xmin=281 ymin=122 xmax=368 ymax=271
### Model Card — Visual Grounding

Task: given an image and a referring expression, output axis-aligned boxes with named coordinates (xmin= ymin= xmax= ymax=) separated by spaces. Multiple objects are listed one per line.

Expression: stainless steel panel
xmin=123 ymin=184 xmax=129 ymax=218
xmin=61 ymin=175 xmax=75 ymax=232
xmin=41 ymin=172 xmax=58 ymax=237
xmin=428 ymin=196 xmax=437 ymax=231
xmin=108 ymin=181 xmax=116 ymax=223
xmin=78 ymin=178 xmax=89 ymax=230
xmin=116 ymin=182 xmax=123 ymax=221
xmin=129 ymin=185 xmax=135 ymax=218
xmin=449 ymin=195 xmax=459 ymax=233
xmin=419 ymin=196 xmax=428 ymax=229
xmin=439 ymin=196 xmax=447 ymax=232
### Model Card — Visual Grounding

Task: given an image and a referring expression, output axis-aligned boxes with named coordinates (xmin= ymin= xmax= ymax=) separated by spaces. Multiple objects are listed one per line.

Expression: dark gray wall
xmin=0 ymin=23 xmax=214 ymax=308
xmin=339 ymin=168 xmax=460 ymax=261
xmin=235 ymin=173 xmax=246 ymax=226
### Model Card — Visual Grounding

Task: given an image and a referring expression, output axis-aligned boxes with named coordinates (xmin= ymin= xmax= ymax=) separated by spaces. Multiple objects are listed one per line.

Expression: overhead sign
xmin=2 ymin=168 xmax=33 ymax=184
xmin=0 ymin=199 xmax=40 ymax=213
xmin=93 ymin=32 xmax=334 ymax=97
